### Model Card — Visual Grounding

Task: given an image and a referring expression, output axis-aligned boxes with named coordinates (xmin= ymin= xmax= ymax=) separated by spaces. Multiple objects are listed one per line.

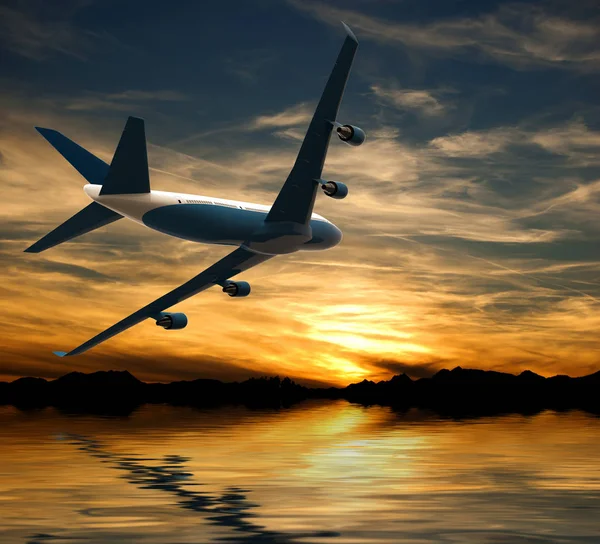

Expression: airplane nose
xmin=304 ymin=220 xmax=343 ymax=250
xmin=331 ymin=223 xmax=343 ymax=247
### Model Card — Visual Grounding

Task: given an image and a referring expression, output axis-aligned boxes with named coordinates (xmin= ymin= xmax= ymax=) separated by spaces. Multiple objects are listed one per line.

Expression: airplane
xmin=25 ymin=23 xmax=366 ymax=357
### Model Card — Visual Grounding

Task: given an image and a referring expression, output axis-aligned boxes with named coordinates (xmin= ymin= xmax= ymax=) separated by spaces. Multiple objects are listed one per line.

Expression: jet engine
xmin=155 ymin=312 xmax=188 ymax=330
xmin=336 ymin=124 xmax=366 ymax=146
xmin=222 ymin=280 xmax=251 ymax=297
xmin=321 ymin=181 xmax=348 ymax=199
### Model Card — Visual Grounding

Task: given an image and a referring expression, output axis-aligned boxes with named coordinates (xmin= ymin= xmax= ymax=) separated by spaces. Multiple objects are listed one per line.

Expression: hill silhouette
xmin=1 ymin=366 xmax=599 ymax=417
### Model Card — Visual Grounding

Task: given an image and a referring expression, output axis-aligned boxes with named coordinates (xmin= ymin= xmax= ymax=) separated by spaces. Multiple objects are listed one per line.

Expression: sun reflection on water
xmin=0 ymin=403 xmax=599 ymax=543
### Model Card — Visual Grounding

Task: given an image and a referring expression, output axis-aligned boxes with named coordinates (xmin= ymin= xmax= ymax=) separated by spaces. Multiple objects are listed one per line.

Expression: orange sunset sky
xmin=1 ymin=0 xmax=600 ymax=386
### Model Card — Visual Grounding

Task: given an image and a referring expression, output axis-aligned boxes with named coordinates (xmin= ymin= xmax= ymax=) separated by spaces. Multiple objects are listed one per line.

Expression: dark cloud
xmin=224 ymin=48 xmax=280 ymax=85
xmin=366 ymin=359 xmax=442 ymax=379
xmin=19 ymin=258 xmax=117 ymax=282
xmin=0 ymin=1 xmax=125 ymax=62
xmin=0 ymin=220 xmax=54 ymax=242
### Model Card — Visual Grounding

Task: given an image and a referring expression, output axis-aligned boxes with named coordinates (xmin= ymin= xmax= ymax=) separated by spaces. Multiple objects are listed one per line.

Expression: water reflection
xmin=0 ymin=402 xmax=599 ymax=543
xmin=67 ymin=434 xmax=339 ymax=543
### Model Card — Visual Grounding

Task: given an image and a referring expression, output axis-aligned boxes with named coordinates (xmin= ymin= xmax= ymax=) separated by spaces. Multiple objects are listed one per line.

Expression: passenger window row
xmin=183 ymin=199 xmax=324 ymax=221
xmin=186 ymin=199 xmax=213 ymax=205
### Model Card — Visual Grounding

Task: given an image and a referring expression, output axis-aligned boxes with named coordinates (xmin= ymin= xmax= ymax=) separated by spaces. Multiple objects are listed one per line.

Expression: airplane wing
xmin=54 ymin=246 xmax=273 ymax=357
xmin=265 ymin=23 xmax=359 ymax=225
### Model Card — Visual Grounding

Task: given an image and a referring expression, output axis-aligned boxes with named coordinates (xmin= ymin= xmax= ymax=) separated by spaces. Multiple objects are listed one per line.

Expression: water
xmin=1 ymin=401 xmax=599 ymax=543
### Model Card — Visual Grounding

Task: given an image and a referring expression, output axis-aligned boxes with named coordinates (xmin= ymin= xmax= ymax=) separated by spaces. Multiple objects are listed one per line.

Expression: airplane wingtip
xmin=341 ymin=21 xmax=358 ymax=44
xmin=53 ymin=351 xmax=68 ymax=357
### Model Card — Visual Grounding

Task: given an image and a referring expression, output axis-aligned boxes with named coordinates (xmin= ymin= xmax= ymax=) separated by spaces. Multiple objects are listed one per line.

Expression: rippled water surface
xmin=1 ymin=401 xmax=599 ymax=543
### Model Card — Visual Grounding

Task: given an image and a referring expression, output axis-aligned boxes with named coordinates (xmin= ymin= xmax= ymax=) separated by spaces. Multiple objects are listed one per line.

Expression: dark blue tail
xmin=100 ymin=116 xmax=150 ymax=195
xmin=25 ymin=116 xmax=150 ymax=253
xmin=35 ymin=116 xmax=150 ymax=194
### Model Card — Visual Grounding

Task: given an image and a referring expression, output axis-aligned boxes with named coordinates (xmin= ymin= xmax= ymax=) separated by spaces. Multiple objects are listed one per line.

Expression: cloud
xmin=363 ymin=359 xmax=442 ymax=380
xmin=0 ymin=2 xmax=101 ymax=61
xmin=371 ymin=85 xmax=449 ymax=116
xmin=18 ymin=258 xmax=118 ymax=282
xmin=428 ymin=119 xmax=600 ymax=163
xmin=64 ymin=90 xmax=189 ymax=112
xmin=530 ymin=119 xmax=600 ymax=164
xmin=249 ymin=102 xmax=313 ymax=130
xmin=170 ymin=102 xmax=313 ymax=148
xmin=288 ymin=1 xmax=600 ymax=70
xmin=272 ymin=128 xmax=306 ymax=142
xmin=429 ymin=128 xmax=521 ymax=157
xmin=223 ymin=48 xmax=280 ymax=85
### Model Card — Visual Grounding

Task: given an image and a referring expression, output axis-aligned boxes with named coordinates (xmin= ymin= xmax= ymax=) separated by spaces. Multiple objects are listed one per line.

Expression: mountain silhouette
xmin=1 ymin=366 xmax=599 ymax=417
xmin=54 ymin=369 xmax=143 ymax=387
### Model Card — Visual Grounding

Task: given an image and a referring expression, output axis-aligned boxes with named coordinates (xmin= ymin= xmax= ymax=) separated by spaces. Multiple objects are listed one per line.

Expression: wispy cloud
xmin=249 ymin=102 xmax=313 ymax=130
xmin=288 ymin=1 xmax=600 ymax=70
xmin=429 ymin=128 xmax=520 ymax=157
xmin=428 ymin=119 xmax=600 ymax=162
xmin=168 ymin=102 xmax=313 ymax=148
xmin=223 ymin=48 xmax=280 ymax=85
xmin=371 ymin=85 xmax=449 ymax=116
xmin=0 ymin=3 xmax=104 ymax=61
xmin=64 ymin=90 xmax=188 ymax=112
xmin=531 ymin=119 xmax=600 ymax=164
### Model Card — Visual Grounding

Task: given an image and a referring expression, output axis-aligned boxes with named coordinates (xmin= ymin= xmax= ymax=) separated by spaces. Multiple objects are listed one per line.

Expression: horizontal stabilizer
xmin=24 ymin=202 xmax=122 ymax=253
xmin=35 ymin=127 xmax=110 ymax=185
xmin=100 ymin=116 xmax=150 ymax=195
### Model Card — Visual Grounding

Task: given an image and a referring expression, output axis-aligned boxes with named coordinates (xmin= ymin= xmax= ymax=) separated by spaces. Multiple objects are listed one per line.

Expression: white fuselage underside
xmin=83 ymin=184 xmax=342 ymax=254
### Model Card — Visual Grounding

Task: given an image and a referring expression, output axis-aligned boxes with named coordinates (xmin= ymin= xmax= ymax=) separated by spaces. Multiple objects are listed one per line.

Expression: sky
xmin=1 ymin=0 xmax=600 ymax=386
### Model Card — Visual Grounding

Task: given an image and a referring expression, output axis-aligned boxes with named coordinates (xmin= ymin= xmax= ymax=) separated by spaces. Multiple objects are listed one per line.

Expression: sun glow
xmin=301 ymin=303 xmax=430 ymax=359
xmin=316 ymin=354 xmax=371 ymax=381
xmin=313 ymin=333 xmax=431 ymax=356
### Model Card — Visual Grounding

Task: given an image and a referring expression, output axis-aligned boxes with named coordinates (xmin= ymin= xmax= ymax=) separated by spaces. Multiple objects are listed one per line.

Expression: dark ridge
xmin=519 ymin=370 xmax=544 ymax=380
xmin=58 ymin=370 xmax=139 ymax=386
xmin=0 ymin=367 xmax=599 ymax=417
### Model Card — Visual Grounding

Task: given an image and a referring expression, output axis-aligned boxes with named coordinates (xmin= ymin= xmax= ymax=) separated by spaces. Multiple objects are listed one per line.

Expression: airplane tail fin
xmin=26 ymin=116 xmax=152 ymax=253
xmin=100 ymin=116 xmax=151 ymax=195
xmin=24 ymin=202 xmax=122 ymax=253
xmin=35 ymin=116 xmax=151 ymax=194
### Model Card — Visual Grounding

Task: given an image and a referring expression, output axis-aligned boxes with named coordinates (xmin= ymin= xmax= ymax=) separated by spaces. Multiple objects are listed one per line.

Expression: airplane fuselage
xmin=84 ymin=184 xmax=342 ymax=255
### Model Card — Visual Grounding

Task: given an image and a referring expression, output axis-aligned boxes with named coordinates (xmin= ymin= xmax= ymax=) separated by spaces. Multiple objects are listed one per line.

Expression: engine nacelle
xmin=322 ymin=181 xmax=348 ymax=200
xmin=336 ymin=124 xmax=366 ymax=146
xmin=155 ymin=312 xmax=188 ymax=330
xmin=222 ymin=280 xmax=251 ymax=297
